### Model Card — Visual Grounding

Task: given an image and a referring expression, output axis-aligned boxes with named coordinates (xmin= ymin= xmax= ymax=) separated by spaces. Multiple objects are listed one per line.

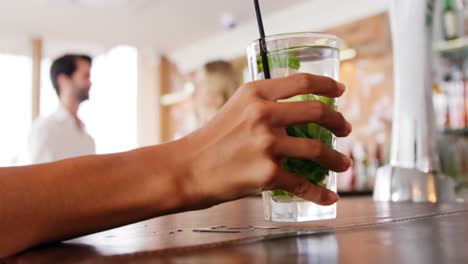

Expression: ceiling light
xmin=221 ymin=13 xmax=237 ymax=30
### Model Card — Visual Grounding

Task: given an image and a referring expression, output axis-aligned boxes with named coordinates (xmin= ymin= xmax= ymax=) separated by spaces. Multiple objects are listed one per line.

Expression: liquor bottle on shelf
xmin=434 ymin=76 xmax=449 ymax=129
xmin=361 ymin=148 xmax=369 ymax=191
xmin=375 ymin=143 xmax=385 ymax=168
xmin=442 ymin=0 xmax=464 ymax=41
xmin=448 ymin=65 xmax=465 ymax=129
xmin=463 ymin=59 xmax=468 ymax=127
xmin=349 ymin=151 xmax=357 ymax=191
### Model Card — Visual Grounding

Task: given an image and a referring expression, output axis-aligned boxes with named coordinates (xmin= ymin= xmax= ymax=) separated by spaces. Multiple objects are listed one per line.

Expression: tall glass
xmin=247 ymin=32 xmax=340 ymax=222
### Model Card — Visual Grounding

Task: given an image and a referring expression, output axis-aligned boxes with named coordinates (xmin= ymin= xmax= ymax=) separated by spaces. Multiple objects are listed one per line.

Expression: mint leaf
xmin=257 ymin=52 xmax=301 ymax=73
xmin=271 ymin=96 xmax=336 ymax=199
xmin=319 ymin=96 xmax=337 ymax=110
xmin=286 ymin=126 xmax=308 ymax=138
xmin=271 ymin=190 xmax=294 ymax=198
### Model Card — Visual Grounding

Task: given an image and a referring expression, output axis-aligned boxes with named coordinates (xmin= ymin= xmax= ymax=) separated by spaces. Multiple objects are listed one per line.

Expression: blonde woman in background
xmin=193 ymin=60 xmax=241 ymax=126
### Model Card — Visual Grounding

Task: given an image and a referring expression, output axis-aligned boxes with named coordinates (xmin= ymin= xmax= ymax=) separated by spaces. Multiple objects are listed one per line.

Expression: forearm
xmin=0 ymin=73 xmax=351 ymax=257
xmin=0 ymin=139 xmax=189 ymax=257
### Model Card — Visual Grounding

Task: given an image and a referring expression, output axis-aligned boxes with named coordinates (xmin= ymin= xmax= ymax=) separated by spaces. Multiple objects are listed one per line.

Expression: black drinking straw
xmin=253 ymin=0 xmax=271 ymax=79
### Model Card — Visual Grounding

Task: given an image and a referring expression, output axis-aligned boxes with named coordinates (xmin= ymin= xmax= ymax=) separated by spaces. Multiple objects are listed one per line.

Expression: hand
xmin=0 ymin=73 xmax=352 ymax=257
xmin=180 ymin=73 xmax=352 ymax=208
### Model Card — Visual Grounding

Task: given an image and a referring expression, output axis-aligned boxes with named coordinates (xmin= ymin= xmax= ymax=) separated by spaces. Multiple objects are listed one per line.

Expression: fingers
xmin=274 ymin=136 xmax=352 ymax=173
xmin=251 ymin=73 xmax=345 ymax=101
xmin=269 ymin=169 xmax=339 ymax=206
xmin=267 ymin=100 xmax=352 ymax=137
xmin=240 ymin=72 xmax=350 ymax=206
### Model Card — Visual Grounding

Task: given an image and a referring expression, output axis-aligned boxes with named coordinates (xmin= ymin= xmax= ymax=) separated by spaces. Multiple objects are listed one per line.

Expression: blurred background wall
xmin=0 ymin=0 xmax=466 ymax=194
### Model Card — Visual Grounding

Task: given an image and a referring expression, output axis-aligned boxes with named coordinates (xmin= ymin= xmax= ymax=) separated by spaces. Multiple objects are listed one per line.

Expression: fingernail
xmin=346 ymin=122 xmax=352 ymax=133
xmin=328 ymin=191 xmax=340 ymax=202
xmin=342 ymin=155 xmax=352 ymax=169
xmin=337 ymin=82 xmax=345 ymax=93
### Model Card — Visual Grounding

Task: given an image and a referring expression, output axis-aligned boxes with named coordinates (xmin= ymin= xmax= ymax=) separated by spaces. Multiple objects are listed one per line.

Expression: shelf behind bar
xmin=434 ymin=37 xmax=468 ymax=55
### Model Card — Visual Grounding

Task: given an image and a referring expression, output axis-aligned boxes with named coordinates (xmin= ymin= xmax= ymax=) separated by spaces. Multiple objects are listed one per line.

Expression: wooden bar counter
xmin=6 ymin=197 xmax=468 ymax=263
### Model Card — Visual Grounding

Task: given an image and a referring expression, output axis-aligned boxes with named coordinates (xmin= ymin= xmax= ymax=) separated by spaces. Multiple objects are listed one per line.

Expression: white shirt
xmin=25 ymin=104 xmax=95 ymax=164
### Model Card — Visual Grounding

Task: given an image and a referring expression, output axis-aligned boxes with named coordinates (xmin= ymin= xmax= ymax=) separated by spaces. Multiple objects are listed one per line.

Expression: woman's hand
xmin=181 ymin=73 xmax=352 ymax=208
xmin=0 ymin=73 xmax=352 ymax=257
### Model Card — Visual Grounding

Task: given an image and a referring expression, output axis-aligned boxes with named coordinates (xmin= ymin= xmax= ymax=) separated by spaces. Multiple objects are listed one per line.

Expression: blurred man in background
xmin=25 ymin=54 xmax=95 ymax=164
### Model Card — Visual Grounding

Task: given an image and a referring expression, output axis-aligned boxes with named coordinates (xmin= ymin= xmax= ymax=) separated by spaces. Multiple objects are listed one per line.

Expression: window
xmin=0 ymin=54 xmax=32 ymax=166
xmin=80 ymin=46 xmax=138 ymax=154
xmin=39 ymin=59 xmax=58 ymax=116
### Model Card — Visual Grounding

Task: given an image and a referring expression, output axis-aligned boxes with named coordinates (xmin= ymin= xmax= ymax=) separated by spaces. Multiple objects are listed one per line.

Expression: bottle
xmin=375 ymin=143 xmax=385 ymax=168
xmin=443 ymin=0 xmax=459 ymax=40
xmin=450 ymin=65 xmax=465 ymax=129
xmin=463 ymin=59 xmax=468 ymax=127
xmin=349 ymin=152 xmax=357 ymax=191
xmin=443 ymin=72 xmax=453 ymax=129
xmin=361 ymin=147 xmax=369 ymax=191
xmin=465 ymin=78 xmax=468 ymax=128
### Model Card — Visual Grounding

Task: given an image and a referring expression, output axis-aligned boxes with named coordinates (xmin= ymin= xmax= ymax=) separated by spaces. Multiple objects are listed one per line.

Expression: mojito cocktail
xmin=247 ymin=33 xmax=340 ymax=222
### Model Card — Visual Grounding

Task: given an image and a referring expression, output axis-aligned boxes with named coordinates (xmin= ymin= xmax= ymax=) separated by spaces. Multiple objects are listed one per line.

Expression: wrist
xmin=127 ymin=140 xmax=193 ymax=216
xmin=169 ymin=134 xmax=208 ymax=210
xmin=174 ymin=130 xmax=233 ymax=210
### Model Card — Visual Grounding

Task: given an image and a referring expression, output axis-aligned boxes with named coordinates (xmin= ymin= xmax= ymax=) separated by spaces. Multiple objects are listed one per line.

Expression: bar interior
xmin=0 ymin=0 xmax=467 ymax=262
